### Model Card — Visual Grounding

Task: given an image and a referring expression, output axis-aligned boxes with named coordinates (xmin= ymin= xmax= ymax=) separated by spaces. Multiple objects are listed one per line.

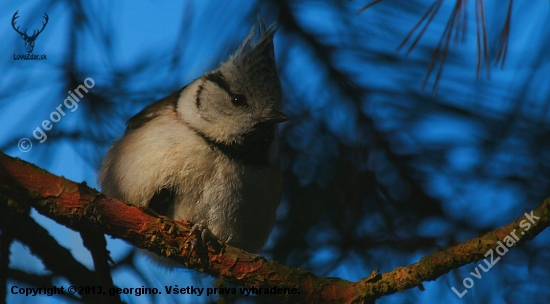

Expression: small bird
xmin=99 ymin=22 xmax=287 ymax=253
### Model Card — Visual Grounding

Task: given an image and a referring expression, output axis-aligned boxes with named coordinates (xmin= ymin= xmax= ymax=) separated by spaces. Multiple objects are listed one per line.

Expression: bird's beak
xmin=260 ymin=110 xmax=289 ymax=124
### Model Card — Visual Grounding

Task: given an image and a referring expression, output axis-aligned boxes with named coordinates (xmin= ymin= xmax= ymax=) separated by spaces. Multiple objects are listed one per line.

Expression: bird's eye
xmin=231 ymin=94 xmax=248 ymax=107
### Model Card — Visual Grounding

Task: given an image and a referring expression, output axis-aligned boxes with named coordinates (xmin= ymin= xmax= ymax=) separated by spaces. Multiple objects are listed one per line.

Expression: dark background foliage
xmin=1 ymin=0 xmax=550 ymax=303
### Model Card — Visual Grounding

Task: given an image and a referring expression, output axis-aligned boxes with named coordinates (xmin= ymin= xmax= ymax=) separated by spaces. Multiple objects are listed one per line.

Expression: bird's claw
xmin=188 ymin=219 xmax=216 ymax=253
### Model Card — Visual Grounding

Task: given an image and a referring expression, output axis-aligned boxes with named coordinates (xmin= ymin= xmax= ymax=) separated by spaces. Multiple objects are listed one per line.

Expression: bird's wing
xmin=125 ymin=87 xmax=186 ymax=133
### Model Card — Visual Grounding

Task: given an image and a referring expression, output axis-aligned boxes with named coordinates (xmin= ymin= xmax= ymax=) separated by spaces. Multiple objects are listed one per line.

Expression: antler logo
xmin=11 ymin=10 xmax=49 ymax=53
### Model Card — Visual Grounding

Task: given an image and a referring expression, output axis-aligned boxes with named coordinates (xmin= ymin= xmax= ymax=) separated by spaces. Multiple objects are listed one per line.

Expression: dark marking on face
xmin=195 ymin=84 xmax=204 ymax=108
xmin=204 ymin=70 xmax=232 ymax=96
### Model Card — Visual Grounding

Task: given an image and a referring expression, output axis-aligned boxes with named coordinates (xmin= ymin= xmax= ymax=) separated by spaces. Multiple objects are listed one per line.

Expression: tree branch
xmin=1 ymin=151 xmax=549 ymax=303
xmin=0 ymin=199 xmax=102 ymax=302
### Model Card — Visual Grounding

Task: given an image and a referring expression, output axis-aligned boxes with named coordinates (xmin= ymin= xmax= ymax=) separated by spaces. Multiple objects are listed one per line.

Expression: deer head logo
xmin=11 ymin=10 xmax=49 ymax=54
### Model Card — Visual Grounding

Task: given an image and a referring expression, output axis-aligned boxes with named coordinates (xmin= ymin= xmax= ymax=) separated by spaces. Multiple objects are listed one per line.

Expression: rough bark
xmin=1 ymin=152 xmax=549 ymax=303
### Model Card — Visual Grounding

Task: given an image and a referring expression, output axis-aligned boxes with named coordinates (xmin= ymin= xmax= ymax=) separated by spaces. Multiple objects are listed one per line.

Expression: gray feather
xmin=99 ymin=20 xmax=286 ymax=253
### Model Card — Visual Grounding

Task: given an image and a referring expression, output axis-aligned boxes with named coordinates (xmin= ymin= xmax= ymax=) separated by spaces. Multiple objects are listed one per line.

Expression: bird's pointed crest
xmin=234 ymin=21 xmax=277 ymax=59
